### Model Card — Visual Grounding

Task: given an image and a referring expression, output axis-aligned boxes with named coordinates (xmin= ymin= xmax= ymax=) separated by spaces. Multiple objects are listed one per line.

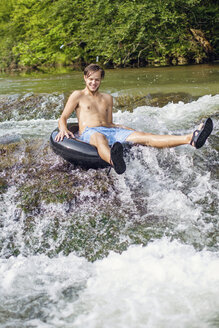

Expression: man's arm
xmin=55 ymin=91 xmax=80 ymax=142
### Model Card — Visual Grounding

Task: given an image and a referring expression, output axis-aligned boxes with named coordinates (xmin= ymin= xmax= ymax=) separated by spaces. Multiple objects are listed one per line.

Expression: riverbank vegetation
xmin=0 ymin=0 xmax=218 ymax=71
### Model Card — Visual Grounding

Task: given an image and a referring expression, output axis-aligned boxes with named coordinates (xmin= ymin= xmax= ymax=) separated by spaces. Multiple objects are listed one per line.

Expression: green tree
xmin=0 ymin=0 xmax=218 ymax=71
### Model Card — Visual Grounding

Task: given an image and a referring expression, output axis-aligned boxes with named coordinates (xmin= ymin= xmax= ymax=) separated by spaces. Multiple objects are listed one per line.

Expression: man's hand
xmin=55 ymin=129 xmax=75 ymax=142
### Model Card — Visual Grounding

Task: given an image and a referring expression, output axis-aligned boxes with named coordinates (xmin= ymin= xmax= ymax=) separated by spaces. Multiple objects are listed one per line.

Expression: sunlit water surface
xmin=0 ymin=65 xmax=219 ymax=328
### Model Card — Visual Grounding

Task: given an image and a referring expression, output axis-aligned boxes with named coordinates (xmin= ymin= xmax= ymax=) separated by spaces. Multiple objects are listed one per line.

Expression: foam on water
xmin=0 ymin=239 xmax=218 ymax=328
xmin=0 ymin=252 xmax=92 ymax=328
xmin=0 ymin=118 xmax=77 ymax=140
xmin=74 ymin=239 xmax=219 ymax=328
xmin=114 ymin=94 xmax=219 ymax=133
xmin=0 ymin=94 xmax=219 ymax=327
xmin=0 ymin=94 xmax=218 ymax=139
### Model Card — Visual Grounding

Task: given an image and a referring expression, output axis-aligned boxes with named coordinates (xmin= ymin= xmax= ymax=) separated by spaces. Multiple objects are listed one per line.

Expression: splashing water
xmin=0 ymin=89 xmax=219 ymax=327
xmin=0 ymin=239 xmax=219 ymax=328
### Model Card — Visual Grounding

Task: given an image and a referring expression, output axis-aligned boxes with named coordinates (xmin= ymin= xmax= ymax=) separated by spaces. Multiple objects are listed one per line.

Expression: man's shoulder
xmin=100 ymin=92 xmax=113 ymax=101
xmin=71 ymin=90 xmax=84 ymax=97
xmin=68 ymin=90 xmax=84 ymax=102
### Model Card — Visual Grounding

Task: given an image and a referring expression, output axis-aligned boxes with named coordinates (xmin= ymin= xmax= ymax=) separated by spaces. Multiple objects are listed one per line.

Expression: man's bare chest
xmin=78 ymin=98 xmax=108 ymax=115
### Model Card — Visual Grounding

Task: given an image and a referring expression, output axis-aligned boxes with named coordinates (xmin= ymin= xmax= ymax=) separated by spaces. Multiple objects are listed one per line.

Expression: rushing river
xmin=0 ymin=65 xmax=219 ymax=328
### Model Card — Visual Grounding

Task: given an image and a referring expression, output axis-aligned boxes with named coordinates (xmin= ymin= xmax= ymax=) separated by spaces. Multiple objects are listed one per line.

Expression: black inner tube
xmin=50 ymin=123 xmax=110 ymax=169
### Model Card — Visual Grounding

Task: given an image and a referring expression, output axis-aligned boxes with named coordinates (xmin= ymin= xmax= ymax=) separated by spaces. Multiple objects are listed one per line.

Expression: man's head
xmin=84 ymin=64 xmax=105 ymax=79
xmin=84 ymin=64 xmax=105 ymax=93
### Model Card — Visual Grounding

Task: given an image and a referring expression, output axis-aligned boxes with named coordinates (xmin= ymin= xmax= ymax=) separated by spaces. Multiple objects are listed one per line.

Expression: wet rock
xmin=0 ymin=138 xmax=122 ymax=215
xmin=0 ymin=137 xmax=157 ymax=260
xmin=0 ymin=93 xmax=65 ymax=121
xmin=114 ymin=92 xmax=196 ymax=111
xmin=0 ymin=142 xmax=22 ymax=170
xmin=0 ymin=134 xmax=22 ymax=144
xmin=0 ymin=178 xmax=8 ymax=194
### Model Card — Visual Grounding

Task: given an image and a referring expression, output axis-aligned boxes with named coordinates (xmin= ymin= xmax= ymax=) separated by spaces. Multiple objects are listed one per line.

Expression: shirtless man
xmin=55 ymin=64 xmax=213 ymax=174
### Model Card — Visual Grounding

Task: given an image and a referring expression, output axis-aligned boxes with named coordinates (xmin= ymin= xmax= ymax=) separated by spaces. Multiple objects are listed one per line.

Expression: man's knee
xmin=126 ymin=131 xmax=149 ymax=143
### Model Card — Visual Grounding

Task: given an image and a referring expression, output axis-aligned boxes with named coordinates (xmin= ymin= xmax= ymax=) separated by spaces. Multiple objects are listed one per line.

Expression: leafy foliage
xmin=0 ymin=0 xmax=218 ymax=70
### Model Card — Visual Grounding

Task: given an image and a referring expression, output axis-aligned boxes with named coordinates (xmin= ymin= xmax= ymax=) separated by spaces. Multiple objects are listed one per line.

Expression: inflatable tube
xmin=50 ymin=123 xmax=110 ymax=169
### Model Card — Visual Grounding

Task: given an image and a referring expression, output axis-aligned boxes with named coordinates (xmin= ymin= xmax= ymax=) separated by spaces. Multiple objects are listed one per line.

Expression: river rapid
xmin=0 ymin=65 xmax=219 ymax=328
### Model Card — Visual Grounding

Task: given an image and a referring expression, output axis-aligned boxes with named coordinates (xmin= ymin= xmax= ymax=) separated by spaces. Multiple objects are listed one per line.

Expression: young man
xmin=55 ymin=64 xmax=213 ymax=174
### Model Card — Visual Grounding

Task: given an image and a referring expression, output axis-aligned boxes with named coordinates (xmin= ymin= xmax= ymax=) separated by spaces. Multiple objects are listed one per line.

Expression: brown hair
xmin=84 ymin=64 xmax=105 ymax=79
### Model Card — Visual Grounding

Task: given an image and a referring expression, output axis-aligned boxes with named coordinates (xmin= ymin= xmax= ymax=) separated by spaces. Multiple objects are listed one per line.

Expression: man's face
xmin=84 ymin=70 xmax=102 ymax=93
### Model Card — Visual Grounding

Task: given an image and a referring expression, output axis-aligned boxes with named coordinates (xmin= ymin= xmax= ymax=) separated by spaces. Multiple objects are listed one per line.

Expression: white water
xmin=114 ymin=94 xmax=219 ymax=133
xmin=0 ymin=239 xmax=219 ymax=328
xmin=0 ymin=94 xmax=219 ymax=327
xmin=1 ymin=94 xmax=218 ymax=137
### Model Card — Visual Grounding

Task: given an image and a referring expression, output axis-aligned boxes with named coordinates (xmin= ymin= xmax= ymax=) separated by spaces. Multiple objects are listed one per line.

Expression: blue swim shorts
xmin=79 ymin=126 xmax=135 ymax=145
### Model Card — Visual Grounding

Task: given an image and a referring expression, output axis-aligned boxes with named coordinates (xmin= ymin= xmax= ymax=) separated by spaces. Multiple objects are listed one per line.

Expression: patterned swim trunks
xmin=79 ymin=126 xmax=135 ymax=145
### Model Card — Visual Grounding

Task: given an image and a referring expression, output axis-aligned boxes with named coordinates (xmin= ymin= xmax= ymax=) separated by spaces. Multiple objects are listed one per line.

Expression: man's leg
xmin=126 ymin=131 xmax=192 ymax=148
xmin=90 ymin=132 xmax=126 ymax=174
xmin=89 ymin=130 xmax=192 ymax=162
xmin=90 ymin=132 xmax=111 ymax=163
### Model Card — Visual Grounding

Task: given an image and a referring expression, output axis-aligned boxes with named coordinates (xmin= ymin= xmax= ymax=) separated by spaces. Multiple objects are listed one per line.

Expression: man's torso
xmin=75 ymin=91 xmax=112 ymax=134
